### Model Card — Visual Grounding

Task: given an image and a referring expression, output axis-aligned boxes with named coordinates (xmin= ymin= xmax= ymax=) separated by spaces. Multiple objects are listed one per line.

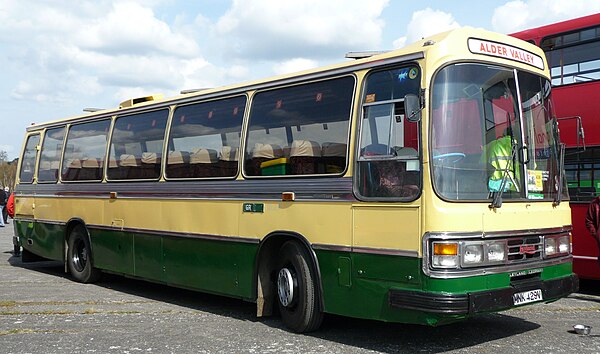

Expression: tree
xmin=0 ymin=151 xmax=17 ymax=191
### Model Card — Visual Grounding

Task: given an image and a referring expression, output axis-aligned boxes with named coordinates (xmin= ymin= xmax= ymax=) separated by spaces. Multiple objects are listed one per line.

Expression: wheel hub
xmin=277 ymin=267 xmax=294 ymax=307
xmin=72 ymin=239 xmax=87 ymax=272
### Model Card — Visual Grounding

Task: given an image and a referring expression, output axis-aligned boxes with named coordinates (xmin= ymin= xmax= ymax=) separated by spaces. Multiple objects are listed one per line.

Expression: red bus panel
xmin=512 ymin=14 xmax=600 ymax=280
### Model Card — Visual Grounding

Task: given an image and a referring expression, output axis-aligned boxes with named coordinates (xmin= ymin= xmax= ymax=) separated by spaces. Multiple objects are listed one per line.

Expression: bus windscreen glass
xmin=431 ymin=63 xmax=565 ymax=201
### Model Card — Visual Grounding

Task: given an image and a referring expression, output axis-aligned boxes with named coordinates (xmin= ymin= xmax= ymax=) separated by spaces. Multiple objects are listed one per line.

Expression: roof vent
xmin=180 ymin=88 xmax=211 ymax=94
xmin=345 ymin=51 xmax=390 ymax=60
xmin=119 ymin=94 xmax=164 ymax=109
xmin=83 ymin=108 xmax=104 ymax=113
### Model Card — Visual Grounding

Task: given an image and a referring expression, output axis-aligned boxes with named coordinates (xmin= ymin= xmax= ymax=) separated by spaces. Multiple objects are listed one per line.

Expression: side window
xmin=62 ymin=120 xmax=111 ymax=182
xmin=356 ymin=66 xmax=421 ymax=200
xmin=565 ymin=146 xmax=600 ymax=201
xmin=108 ymin=110 xmax=168 ymax=180
xmin=541 ymin=25 xmax=600 ymax=86
xmin=167 ymin=96 xmax=246 ymax=179
xmin=38 ymin=127 xmax=65 ymax=183
xmin=245 ymin=76 xmax=354 ymax=177
xmin=19 ymin=134 xmax=40 ymax=184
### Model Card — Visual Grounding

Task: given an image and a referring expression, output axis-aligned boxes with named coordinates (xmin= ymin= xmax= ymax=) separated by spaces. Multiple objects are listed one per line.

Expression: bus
xmin=512 ymin=13 xmax=600 ymax=280
xmin=14 ymin=27 xmax=577 ymax=333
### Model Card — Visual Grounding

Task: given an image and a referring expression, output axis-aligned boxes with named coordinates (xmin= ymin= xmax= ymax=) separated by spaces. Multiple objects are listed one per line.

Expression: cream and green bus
xmin=14 ymin=27 xmax=578 ymax=332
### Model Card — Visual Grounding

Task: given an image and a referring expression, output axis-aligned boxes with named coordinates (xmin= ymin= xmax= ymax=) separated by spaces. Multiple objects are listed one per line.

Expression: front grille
xmin=423 ymin=227 xmax=572 ymax=279
xmin=507 ymin=236 xmax=543 ymax=262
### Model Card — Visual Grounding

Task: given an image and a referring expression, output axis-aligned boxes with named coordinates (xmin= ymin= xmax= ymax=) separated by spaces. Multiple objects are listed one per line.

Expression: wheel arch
xmin=254 ymin=230 xmax=324 ymax=317
xmin=64 ymin=218 xmax=92 ymax=264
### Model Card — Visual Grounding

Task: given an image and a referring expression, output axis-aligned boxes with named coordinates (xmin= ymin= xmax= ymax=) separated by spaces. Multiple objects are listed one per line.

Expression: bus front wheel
xmin=276 ymin=241 xmax=323 ymax=333
xmin=67 ymin=225 xmax=101 ymax=283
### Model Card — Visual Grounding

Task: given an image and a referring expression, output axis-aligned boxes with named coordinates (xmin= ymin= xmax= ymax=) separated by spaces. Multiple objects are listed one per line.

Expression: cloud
xmin=392 ymin=8 xmax=461 ymax=49
xmin=10 ymin=78 xmax=93 ymax=104
xmin=1 ymin=0 xmax=393 ymax=108
xmin=1 ymin=1 xmax=210 ymax=105
xmin=492 ymin=0 xmax=600 ymax=33
xmin=272 ymin=58 xmax=319 ymax=76
xmin=75 ymin=2 xmax=200 ymax=58
xmin=214 ymin=0 xmax=389 ymax=60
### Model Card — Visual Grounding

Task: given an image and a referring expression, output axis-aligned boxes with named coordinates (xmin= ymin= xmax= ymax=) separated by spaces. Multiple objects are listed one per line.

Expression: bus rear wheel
xmin=276 ymin=241 xmax=323 ymax=333
xmin=67 ymin=225 xmax=101 ymax=283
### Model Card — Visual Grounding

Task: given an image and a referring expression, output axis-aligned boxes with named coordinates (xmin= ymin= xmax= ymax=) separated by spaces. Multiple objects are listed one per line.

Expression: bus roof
xmin=27 ymin=27 xmax=546 ymax=132
xmin=510 ymin=13 xmax=600 ymax=44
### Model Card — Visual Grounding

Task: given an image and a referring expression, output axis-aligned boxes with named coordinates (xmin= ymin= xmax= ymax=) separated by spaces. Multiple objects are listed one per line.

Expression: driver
xmin=486 ymin=127 xmax=518 ymax=192
xmin=376 ymin=160 xmax=419 ymax=198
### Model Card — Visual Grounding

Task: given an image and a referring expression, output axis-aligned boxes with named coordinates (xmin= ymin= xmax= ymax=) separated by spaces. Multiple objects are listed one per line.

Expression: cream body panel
xmin=238 ymin=201 xmax=353 ymax=246
xmin=15 ymin=195 xmax=35 ymax=219
xmin=352 ymin=205 xmax=421 ymax=252
xmin=423 ymin=191 xmax=571 ymax=234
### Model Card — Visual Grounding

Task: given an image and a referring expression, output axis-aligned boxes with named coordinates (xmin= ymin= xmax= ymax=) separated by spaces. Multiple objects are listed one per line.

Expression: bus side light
xmin=432 ymin=242 xmax=459 ymax=269
xmin=434 ymin=243 xmax=458 ymax=255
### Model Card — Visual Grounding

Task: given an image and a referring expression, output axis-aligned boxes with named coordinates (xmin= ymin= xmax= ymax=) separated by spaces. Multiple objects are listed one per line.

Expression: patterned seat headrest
xmin=220 ymin=146 xmax=239 ymax=161
xmin=119 ymin=154 xmax=139 ymax=167
xmin=82 ymin=157 xmax=100 ymax=168
xmin=190 ymin=148 xmax=218 ymax=164
xmin=252 ymin=143 xmax=283 ymax=158
xmin=141 ymin=152 xmax=160 ymax=164
xmin=290 ymin=140 xmax=321 ymax=157
xmin=167 ymin=151 xmax=190 ymax=165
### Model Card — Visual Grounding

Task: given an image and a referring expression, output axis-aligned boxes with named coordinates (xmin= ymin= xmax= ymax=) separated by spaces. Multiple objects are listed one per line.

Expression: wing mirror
xmin=404 ymin=94 xmax=422 ymax=122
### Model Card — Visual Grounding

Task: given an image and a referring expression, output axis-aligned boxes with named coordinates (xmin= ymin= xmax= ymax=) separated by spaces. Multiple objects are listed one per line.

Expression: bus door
xmin=15 ymin=133 xmax=40 ymax=249
xmin=353 ymin=96 xmax=422 ymax=285
xmin=16 ymin=133 xmax=40 ymax=217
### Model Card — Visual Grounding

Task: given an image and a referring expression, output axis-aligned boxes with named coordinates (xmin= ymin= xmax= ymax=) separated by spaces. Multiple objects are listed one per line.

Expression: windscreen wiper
xmin=489 ymin=141 xmax=519 ymax=209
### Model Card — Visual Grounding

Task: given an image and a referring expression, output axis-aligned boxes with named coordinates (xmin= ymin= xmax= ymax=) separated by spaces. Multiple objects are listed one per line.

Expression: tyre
xmin=12 ymin=236 xmax=20 ymax=256
xmin=67 ymin=225 xmax=101 ymax=283
xmin=276 ymin=241 xmax=323 ymax=333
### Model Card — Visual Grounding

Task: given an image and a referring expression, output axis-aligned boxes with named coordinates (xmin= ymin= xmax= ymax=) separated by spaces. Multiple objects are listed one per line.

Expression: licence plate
xmin=512 ymin=289 xmax=543 ymax=305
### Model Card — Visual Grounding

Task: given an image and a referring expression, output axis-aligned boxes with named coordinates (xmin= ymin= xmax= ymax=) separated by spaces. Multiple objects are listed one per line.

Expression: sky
xmin=1 ymin=1 xmax=599 ymax=160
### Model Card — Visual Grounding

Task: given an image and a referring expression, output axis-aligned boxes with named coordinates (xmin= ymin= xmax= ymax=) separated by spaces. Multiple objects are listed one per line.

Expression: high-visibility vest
xmin=488 ymin=136 xmax=517 ymax=182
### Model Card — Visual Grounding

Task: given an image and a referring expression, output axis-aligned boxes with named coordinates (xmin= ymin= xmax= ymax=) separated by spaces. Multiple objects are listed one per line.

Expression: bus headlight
xmin=558 ymin=236 xmax=570 ymax=253
xmin=460 ymin=241 xmax=506 ymax=267
xmin=432 ymin=242 xmax=459 ymax=268
xmin=463 ymin=244 xmax=483 ymax=265
xmin=544 ymin=235 xmax=570 ymax=258
xmin=487 ymin=242 xmax=506 ymax=263
xmin=545 ymin=238 xmax=557 ymax=256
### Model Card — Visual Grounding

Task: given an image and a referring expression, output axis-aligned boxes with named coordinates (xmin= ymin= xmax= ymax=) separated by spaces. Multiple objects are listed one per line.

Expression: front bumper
xmin=389 ymin=274 xmax=579 ymax=315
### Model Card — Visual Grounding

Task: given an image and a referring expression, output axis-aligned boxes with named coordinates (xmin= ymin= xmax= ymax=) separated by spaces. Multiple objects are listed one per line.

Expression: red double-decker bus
xmin=512 ymin=13 xmax=600 ymax=280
